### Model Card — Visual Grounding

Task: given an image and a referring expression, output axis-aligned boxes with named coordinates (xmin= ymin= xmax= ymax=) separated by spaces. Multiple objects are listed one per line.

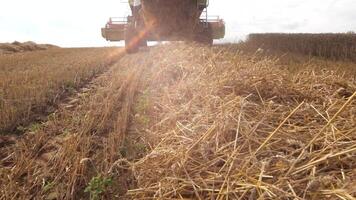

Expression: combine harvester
xmin=101 ymin=0 xmax=225 ymax=53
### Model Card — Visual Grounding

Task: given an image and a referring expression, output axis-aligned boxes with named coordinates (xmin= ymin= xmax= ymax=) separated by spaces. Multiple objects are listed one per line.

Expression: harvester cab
xmin=101 ymin=0 xmax=225 ymax=53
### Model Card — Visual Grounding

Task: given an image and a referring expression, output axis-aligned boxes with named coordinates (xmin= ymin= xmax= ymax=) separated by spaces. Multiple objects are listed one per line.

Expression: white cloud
xmin=0 ymin=0 xmax=355 ymax=47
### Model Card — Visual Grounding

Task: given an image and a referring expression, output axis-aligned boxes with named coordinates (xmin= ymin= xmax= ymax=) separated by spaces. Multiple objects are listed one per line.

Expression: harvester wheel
xmin=139 ymin=39 xmax=148 ymax=47
xmin=125 ymin=26 xmax=139 ymax=54
xmin=194 ymin=25 xmax=213 ymax=45
xmin=125 ymin=26 xmax=148 ymax=53
xmin=198 ymin=35 xmax=213 ymax=45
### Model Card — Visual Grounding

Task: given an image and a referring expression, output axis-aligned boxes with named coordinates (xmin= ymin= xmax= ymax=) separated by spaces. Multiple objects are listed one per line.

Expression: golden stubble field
xmin=0 ymin=43 xmax=355 ymax=199
xmin=0 ymin=47 xmax=122 ymax=133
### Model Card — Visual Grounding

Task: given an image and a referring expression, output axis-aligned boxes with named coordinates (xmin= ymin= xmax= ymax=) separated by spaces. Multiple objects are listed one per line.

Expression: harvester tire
xmin=195 ymin=26 xmax=213 ymax=45
xmin=125 ymin=26 xmax=139 ymax=54
xmin=198 ymin=35 xmax=213 ymax=45
xmin=140 ymin=39 xmax=148 ymax=47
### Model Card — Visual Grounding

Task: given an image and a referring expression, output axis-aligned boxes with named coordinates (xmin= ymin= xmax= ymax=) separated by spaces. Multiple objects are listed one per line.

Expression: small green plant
xmin=134 ymin=90 xmax=151 ymax=126
xmin=16 ymin=125 xmax=26 ymax=133
xmin=84 ymin=175 xmax=112 ymax=200
xmin=64 ymin=81 xmax=77 ymax=93
xmin=134 ymin=90 xmax=150 ymax=114
xmin=15 ymin=123 xmax=41 ymax=134
xmin=134 ymin=142 xmax=147 ymax=157
xmin=29 ymin=122 xmax=41 ymax=132
xmin=136 ymin=115 xmax=150 ymax=126
xmin=43 ymin=180 xmax=55 ymax=192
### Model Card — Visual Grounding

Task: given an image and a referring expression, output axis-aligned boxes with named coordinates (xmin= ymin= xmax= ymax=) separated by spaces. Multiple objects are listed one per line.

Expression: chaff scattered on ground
xmin=0 ymin=44 xmax=355 ymax=199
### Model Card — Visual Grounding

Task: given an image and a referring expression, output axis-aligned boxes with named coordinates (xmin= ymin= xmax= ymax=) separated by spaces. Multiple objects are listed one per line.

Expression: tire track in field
xmin=0 ymin=52 xmax=144 ymax=199
xmin=0 ymin=47 xmax=123 ymax=135
xmin=0 ymin=49 xmax=124 ymax=148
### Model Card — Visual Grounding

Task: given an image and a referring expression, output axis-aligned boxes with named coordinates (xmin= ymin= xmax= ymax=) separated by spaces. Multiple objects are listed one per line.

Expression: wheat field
xmin=246 ymin=33 xmax=356 ymax=61
xmin=0 ymin=43 xmax=355 ymax=199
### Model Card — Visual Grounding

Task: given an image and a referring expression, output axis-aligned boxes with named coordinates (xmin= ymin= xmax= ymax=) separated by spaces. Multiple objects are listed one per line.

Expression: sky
xmin=0 ymin=0 xmax=355 ymax=47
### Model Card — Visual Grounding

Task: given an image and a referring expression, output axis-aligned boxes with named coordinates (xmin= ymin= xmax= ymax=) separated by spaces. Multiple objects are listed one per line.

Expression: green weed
xmin=84 ymin=175 xmax=112 ymax=200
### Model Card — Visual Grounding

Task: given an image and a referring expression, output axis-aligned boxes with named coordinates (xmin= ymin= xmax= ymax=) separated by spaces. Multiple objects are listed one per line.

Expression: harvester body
xmin=102 ymin=0 xmax=225 ymax=52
